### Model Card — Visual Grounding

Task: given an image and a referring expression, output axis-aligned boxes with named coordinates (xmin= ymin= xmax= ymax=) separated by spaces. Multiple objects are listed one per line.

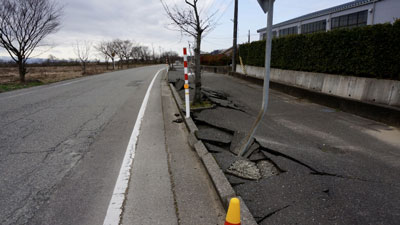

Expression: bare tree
xmin=0 ymin=0 xmax=62 ymax=82
xmin=111 ymin=39 xmax=125 ymax=69
xmin=130 ymin=45 xmax=142 ymax=62
xmin=96 ymin=41 xmax=111 ymax=70
xmin=139 ymin=46 xmax=150 ymax=62
xmin=96 ymin=41 xmax=118 ymax=70
xmin=107 ymin=42 xmax=118 ymax=70
xmin=161 ymin=50 xmax=180 ymax=69
xmin=161 ymin=0 xmax=216 ymax=104
xmin=74 ymin=41 xmax=91 ymax=75
xmin=115 ymin=39 xmax=133 ymax=68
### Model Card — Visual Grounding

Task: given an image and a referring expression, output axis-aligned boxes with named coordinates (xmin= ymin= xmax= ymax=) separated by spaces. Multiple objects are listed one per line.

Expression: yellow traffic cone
xmin=225 ymin=197 xmax=240 ymax=225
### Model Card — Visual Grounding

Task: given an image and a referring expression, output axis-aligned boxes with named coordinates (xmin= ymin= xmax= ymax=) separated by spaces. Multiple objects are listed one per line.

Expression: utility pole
xmin=248 ymin=30 xmax=251 ymax=43
xmin=232 ymin=0 xmax=238 ymax=72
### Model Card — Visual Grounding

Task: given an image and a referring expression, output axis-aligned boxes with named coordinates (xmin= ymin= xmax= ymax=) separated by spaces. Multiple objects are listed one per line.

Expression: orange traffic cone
xmin=225 ymin=197 xmax=240 ymax=225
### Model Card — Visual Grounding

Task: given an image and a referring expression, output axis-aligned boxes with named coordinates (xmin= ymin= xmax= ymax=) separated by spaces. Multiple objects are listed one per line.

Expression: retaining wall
xmin=236 ymin=65 xmax=400 ymax=107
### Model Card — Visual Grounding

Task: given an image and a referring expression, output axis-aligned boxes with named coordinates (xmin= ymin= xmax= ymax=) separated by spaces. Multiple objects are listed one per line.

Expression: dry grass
xmin=0 ymin=64 xmax=148 ymax=84
xmin=0 ymin=63 xmax=150 ymax=93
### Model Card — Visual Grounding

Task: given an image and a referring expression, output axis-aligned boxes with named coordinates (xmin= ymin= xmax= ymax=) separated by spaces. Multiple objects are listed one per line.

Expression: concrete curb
xmin=228 ymin=72 xmax=400 ymax=127
xmin=167 ymin=82 xmax=258 ymax=225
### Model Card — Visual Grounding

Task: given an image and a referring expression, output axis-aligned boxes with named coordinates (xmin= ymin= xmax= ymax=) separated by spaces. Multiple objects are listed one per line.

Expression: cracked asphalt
xmin=0 ymin=65 xmax=165 ymax=225
xmin=169 ymin=66 xmax=400 ymax=225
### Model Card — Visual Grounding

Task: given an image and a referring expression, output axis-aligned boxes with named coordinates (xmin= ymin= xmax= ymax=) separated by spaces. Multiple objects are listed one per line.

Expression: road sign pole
xmin=183 ymin=48 xmax=190 ymax=118
xmin=238 ymin=0 xmax=274 ymax=156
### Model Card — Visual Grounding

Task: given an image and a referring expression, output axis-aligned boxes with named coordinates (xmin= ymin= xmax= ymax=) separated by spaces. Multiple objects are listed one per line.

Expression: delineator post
xmin=183 ymin=47 xmax=190 ymax=118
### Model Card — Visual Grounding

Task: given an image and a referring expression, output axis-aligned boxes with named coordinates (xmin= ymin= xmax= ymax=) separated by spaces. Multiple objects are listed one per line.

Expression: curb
xmin=168 ymin=82 xmax=258 ymax=225
xmin=228 ymin=71 xmax=400 ymax=127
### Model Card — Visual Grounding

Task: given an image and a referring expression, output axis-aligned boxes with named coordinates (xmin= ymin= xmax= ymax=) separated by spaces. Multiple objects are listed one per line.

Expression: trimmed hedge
xmin=239 ymin=21 xmax=400 ymax=80
xmin=200 ymin=54 xmax=231 ymax=66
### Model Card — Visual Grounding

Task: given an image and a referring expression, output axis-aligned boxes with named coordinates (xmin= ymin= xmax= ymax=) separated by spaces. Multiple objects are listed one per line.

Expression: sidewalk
xmin=120 ymin=73 xmax=225 ymax=225
xmin=169 ymin=66 xmax=400 ymax=224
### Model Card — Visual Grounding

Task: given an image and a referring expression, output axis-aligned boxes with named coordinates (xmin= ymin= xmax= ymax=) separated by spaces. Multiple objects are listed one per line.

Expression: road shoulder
xmin=161 ymin=74 xmax=226 ymax=224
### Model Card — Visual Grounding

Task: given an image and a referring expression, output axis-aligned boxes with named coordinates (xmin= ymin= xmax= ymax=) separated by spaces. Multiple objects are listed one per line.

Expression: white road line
xmin=102 ymin=68 xmax=165 ymax=225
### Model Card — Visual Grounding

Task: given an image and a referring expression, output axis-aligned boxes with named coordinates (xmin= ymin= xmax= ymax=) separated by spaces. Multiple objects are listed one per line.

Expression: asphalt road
xmin=169 ymin=66 xmax=400 ymax=224
xmin=0 ymin=65 xmax=166 ymax=225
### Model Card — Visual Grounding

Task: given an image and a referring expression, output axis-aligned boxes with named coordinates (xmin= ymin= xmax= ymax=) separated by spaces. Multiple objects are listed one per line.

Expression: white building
xmin=258 ymin=0 xmax=400 ymax=40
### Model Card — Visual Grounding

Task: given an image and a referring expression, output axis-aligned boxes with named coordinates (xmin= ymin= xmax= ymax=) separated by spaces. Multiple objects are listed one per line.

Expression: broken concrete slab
xmin=194 ymin=107 xmax=253 ymax=133
xmin=230 ymin=131 xmax=248 ymax=155
xmin=213 ymin=151 xmax=239 ymax=171
xmin=202 ymin=88 xmax=228 ymax=100
xmin=225 ymin=174 xmax=248 ymax=187
xmin=249 ymin=149 xmax=267 ymax=162
xmin=257 ymin=160 xmax=280 ymax=179
xmin=226 ymin=160 xmax=261 ymax=180
xmin=243 ymin=142 xmax=260 ymax=158
xmin=207 ymin=96 xmax=244 ymax=111
xmin=235 ymin=172 xmax=400 ymax=225
xmin=208 ymin=97 xmax=231 ymax=107
xmin=195 ymin=127 xmax=232 ymax=145
xmin=204 ymin=142 xmax=228 ymax=153
xmin=175 ymin=79 xmax=184 ymax=90
xmin=260 ymin=150 xmax=310 ymax=174
xmin=202 ymin=87 xmax=246 ymax=111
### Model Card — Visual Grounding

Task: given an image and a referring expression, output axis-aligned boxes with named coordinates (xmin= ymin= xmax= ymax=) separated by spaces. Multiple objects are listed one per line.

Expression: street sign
xmin=257 ymin=0 xmax=272 ymax=13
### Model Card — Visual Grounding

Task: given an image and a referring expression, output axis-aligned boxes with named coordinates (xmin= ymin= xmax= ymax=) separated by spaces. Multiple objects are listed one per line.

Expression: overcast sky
xmin=0 ymin=0 xmax=352 ymax=60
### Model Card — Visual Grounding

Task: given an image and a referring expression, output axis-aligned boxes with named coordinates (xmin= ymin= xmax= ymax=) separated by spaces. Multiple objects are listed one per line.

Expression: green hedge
xmin=239 ymin=21 xmax=400 ymax=80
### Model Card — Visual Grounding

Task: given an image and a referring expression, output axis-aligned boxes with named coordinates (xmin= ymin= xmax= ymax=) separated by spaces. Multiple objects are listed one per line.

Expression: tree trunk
xmin=193 ymin=35 xmax=202 ymax=104
xmin=17 ymin=59 xmax=26 ymax=83
xmin=82 ymin=61 xmax=86 ymax=75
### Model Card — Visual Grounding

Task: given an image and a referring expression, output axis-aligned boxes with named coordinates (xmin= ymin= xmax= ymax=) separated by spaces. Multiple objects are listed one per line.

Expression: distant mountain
xmin=0 ymin=56 xmax=13 ymax=62
xmin=0 ymin=56 xmax=47 ymax=64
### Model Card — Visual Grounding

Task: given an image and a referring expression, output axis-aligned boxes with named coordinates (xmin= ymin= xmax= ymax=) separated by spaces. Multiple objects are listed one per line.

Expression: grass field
xmin=0 ymin=64 xmax=146 ymax=93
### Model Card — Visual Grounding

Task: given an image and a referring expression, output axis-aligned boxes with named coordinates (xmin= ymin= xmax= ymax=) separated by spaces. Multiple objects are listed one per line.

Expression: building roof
xmin=257 ymin=0 xmax=381 ymax=33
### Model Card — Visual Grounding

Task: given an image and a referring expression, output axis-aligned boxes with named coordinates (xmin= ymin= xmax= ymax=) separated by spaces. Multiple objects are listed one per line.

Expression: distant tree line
xmin=95 ymin=39 xmax=177 ymax=70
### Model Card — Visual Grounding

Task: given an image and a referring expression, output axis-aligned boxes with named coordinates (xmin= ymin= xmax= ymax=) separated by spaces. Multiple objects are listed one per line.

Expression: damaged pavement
xmin=169 ymin=66 xmax=400 ymax=225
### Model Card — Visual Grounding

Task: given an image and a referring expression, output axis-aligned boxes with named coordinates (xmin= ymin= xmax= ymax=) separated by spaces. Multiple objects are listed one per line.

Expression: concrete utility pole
xmin=248 ymin=29 xmax=251 ymax=43
xmin=232 ymin=0 xmax=238 ymax=73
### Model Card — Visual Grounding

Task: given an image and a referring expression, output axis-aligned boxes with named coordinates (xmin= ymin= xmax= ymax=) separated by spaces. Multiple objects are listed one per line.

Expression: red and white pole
xmin=183 ymin=48 xmax=190 ymax=118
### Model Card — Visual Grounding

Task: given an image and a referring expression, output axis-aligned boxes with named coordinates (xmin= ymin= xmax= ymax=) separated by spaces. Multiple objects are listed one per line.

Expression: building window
xmin=358 ymin=10 xmax=368 ymax=26
xmin=331 ymin=10 xmax=368 ymax=30
xmin=278 ymin=26 xmax=298 ymax=37
xmin=301 ymin=20 xmax=327 ymax=34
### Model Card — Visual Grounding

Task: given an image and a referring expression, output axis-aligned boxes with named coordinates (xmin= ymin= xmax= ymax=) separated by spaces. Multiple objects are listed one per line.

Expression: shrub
xmin=239 ymin=21 xmax=400 ymax=80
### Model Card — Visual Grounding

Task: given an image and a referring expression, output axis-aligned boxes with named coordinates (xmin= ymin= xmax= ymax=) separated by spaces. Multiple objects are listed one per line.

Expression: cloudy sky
xmin=0 ymin=0 xmax=352 ymax=60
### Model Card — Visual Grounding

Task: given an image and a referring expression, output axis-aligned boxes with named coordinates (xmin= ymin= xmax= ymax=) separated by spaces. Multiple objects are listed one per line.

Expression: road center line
xmin=102 ymin=68 xmax=165 ymax=225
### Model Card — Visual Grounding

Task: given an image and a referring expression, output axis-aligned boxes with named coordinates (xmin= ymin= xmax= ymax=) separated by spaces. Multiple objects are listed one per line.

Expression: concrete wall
xmin=236 ymin=65 xmax=400 ymax=107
